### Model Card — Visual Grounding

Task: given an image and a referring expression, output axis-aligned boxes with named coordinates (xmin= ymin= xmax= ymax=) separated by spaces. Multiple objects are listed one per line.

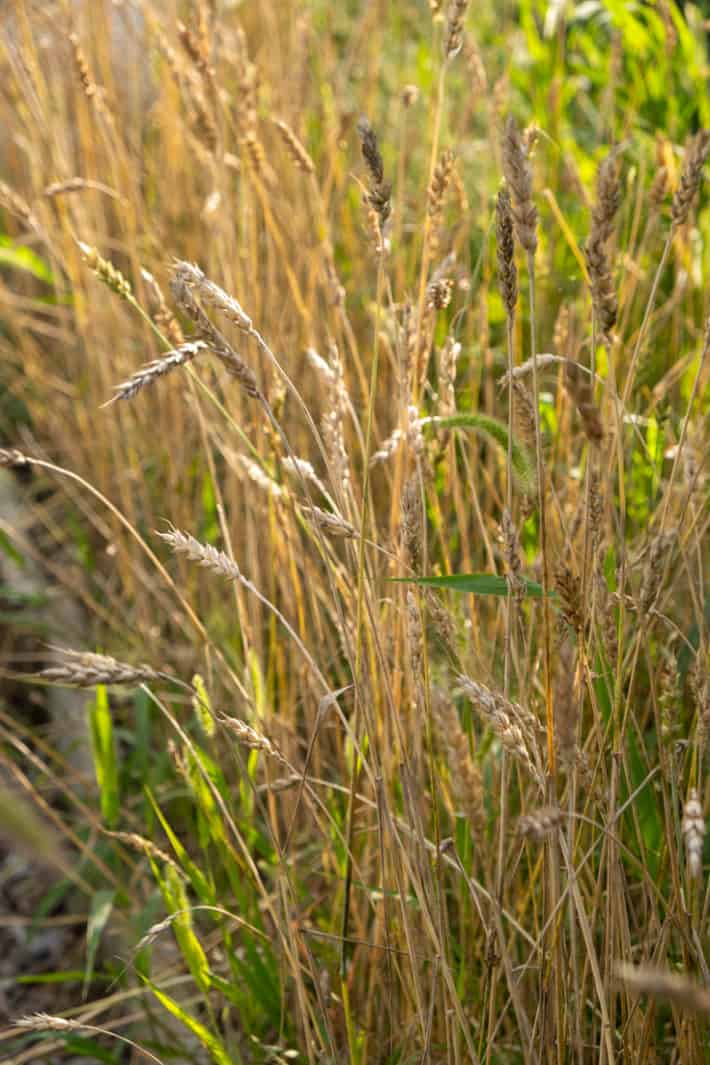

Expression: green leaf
xmin=0 ymin=236 xmax=54 ymax=283
xmin=144 ymin=786 xmax=215 ymax=903
xmin=153 ymin=863 xmax=211 ymax=994
xmin=142 ymin=977 xmax=233 ymax=1065
xmin=83 ymin=889 xmax=115 ymax=998
xmin=391 ymin=573 xmax=546 ymax=598
xmin=88 ymin=685 xmax=119 ymax=827
xmin=423 ymin=413 xmax=536 ymax=492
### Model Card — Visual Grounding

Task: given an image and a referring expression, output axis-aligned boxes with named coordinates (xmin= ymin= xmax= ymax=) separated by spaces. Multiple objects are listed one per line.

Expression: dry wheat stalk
xmin=432 ymin=690 xmax=485 ymax=835
xmin=170 ymin=263 xmax=260 ymax=398
xmin=500 ymin=508 xmax=525 ymax=600
xmin=671 ymin=130 xmax=710 ymax=231
xmin=555 ymin=562 xmax=584 ymax=635
xmin=215 ymin=713 xmax=289 ymax=765
xmin=501 ymin=115 xmax=538 ymax=255
xmin=681 ymin=789 xmax=705 ymax=878
xmin=0 ymin=448 xmax=30 ymax=468
xmin=158 ymin=527 xmax=241 ymax=581
xmin=109 ymin=342 xmax=207 ymax=402
xmin=614 ymin=964 xmax=710 ymax=1016
xmin=39 ymin=648 xmax=161 ymax=688
xmin=357 ymin=116 xmax=391 ymax=226
xmin=456 ymin=675 xmax=544 ymax=786
xmin=172 ymin=260 xmax=252 ymax=333
xmin=438 ymin=337 xmax=460 ymax=417
xmin=496 ymin=185 xmax=518 ymax=320
xmin=585 ymin=152 xmax=620 ymax=342
xmin=272 ymin=118 xmax=315 ymax=174
xmin=302 ymin=505 xmax=356 ymax=538
xmin=401 ymin=476 xmax=424 ymax=572
xmin=517 ymin=806 xmax=562 ymax=841
xmin=78 ymin=242 xmax=132 ymax=300
xmin=554 ymin=638 xmax=578 ymax=767
xmin=445 ymin=0 xmax=469 ymax=58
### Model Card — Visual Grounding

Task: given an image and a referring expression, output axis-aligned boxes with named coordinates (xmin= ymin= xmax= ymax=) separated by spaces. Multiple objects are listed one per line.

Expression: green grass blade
xmin=142 ymin=977 xmax=233 ymax=1065
xmin=423 ymin=413 xmax=536 ymax=492
xmin=391 ymin=573 xmax=546 ymax=597
xmin=89 ymin=685 xmax=119 ymax=827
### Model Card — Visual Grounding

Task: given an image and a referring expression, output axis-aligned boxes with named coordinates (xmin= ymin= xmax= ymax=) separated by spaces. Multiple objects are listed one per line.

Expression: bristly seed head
xmin=501 ymin=115 xmax=538 ymax=255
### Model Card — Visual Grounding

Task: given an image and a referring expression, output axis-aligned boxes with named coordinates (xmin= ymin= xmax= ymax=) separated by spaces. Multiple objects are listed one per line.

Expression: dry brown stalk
xmin=432 ymin=691 xmax=485 ymax=836
xmin=671 ymin=130 xmax=710 ymax=231
xmin=585 ymin=152 xmax=620 ymax=341
xmin=496 ymin=185 xmax=518 ymax=320
xmin=681 ymin=789 xmax=705 ymax=878
xmin=109 ymin=342 xmax=207 ymax=402
xmin=357 ymin=116 xmax=391 ymax=226
xmin=517 ymin=806 xmax=562 ymax=841
xmin=39 ymin=648 xmax=161 ymax=688
xmin=272 ymin=118 xmax=315 ymax=174
xmin=501 ymin=115 xmax=538 ymax=254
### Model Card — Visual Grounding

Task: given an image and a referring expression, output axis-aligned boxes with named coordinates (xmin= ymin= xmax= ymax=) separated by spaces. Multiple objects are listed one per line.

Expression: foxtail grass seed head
xmin=682 ymin=789 xmax=705 ymax=878
xmin=496 ymin=185 xmax=518 ymax=319
xmin=502 ymin=115 xmax=538 ymax=255
xmin=39 ymin=648 xmax=160 ymax=688
xmin=671 ymin=130 xmax=710 ymax=230
xmin=78 ymin=242 xmax=132 ymax=300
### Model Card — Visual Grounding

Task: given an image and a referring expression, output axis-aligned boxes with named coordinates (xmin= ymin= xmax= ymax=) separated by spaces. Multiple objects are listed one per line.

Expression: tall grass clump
xmin=0 ymin=2 xmax=708 ymax=1063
